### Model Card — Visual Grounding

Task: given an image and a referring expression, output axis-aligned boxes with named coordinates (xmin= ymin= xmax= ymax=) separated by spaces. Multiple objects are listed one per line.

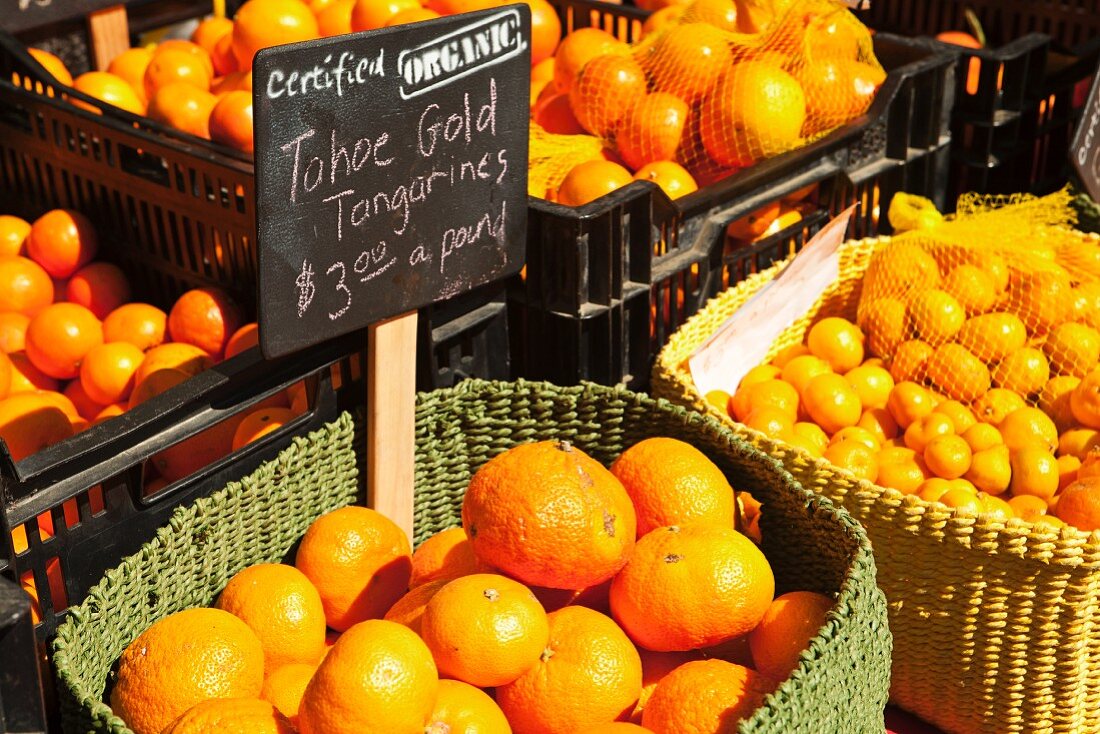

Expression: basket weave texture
xmin=652 ymin=236 xmax=1100 ymax=734
xmin=51 ymin=380 xmax=890 ymax=734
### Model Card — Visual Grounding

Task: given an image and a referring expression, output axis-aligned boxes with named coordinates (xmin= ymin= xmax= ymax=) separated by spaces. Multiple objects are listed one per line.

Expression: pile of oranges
xmin=714 ymin=242 xmax=1100 ymax=532
xmin=108 ymin=437 xmax=835 ymax=734
xmin=0 ymin=210 xmax=302 ymax=476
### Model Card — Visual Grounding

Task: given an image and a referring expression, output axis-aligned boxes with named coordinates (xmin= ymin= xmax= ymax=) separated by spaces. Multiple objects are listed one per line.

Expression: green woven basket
xmin=51 ymin=379 xmax=891 ymax=734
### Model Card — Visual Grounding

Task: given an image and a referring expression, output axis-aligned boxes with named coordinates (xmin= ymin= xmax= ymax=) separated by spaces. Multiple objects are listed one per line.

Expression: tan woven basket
xmin=652 ymin=235 xmax=1100 ymax=734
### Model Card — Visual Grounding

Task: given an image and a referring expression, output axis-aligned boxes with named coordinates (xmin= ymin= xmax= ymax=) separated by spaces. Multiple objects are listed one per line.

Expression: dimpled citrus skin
xmin=462 ymin=440 xmax=636 ymax=590
xmin=426 ymin=679 xmax=512 ymax=734
xmin=609 ymin=437 xmax=735 ymax=537
xmin=297 ymin=619 xmax=438 ymax=734
xmin=409 ymin=526 xmax=494 ymax=587
xmin=215 ymin=563 xmax=326 ymax=672
xmin=497 ymin=606 xmax=642 ymax=734
xmin=260 ymin=663 xmax=317 ymax=728
xmin=383 ymin=578 xmax=449 ymax=636
xmin=161 ymin=697 xmax=294 ymax=734
xmin=609 ymin=525 xmax=775 ymax=651
xmin=109 ymin=608 xmax=264 ymax=734
xmin=641 ymin=659 xmax=776 ymax=732
xmin=294 ymin=506 xmax=412 ymax=631
xmin=421 ymin=573 xmax=550 ymax=687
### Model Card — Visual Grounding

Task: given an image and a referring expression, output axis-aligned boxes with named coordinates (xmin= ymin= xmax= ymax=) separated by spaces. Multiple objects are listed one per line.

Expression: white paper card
xmin=688 ymin=204 xmax=857 ymax=398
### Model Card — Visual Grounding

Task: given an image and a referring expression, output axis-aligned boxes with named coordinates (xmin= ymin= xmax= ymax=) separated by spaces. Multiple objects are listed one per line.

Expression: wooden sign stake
xmin=366 ymin=310 xmax=418 ymax=541
xmin=87 ymin=4 xmax=128 ymax=72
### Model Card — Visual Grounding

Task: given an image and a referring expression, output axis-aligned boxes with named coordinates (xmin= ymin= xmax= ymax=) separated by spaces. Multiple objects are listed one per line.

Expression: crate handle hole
xmin=118 ymin=143 xmax=171 ymax=187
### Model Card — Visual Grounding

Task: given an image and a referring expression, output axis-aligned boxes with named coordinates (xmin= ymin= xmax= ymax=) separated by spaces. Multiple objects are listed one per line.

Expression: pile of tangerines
xmin=0 ymin=211 xmax=301 ymax=476
xmin=108 ymin=437 xmax=835 ymax=734
xmin=715 ymin=243 xmax=1100 ymax=532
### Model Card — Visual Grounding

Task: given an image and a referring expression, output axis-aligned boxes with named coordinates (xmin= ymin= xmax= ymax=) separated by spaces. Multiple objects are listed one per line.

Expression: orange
xmin=65 ymin=262 xmax=130 ymax=320
xmin=148 ymin=82 xmax=218 ymax=139
xmin=744 ymin=406 xmax=795 ymax=438
xmin=1009 ymin=447 xmax=1059 ymax=501
xmin=556 ymin=160 xmax=633 ymax=207
xmin=426 ymin=679 xmax=511 ymax=734
xmin=570 ymin=54 xmax=647 ymax=137
xmin=963 ymin=423 xmax=1003 ymax=452
xmin=823 ymin=440 xmax=877 ymax=482
xmin=917 ymin=477 xmax=952 ymax=503
xmin=0 ymin=216 xmax=29 ymax=257
xmin=889 ymin=339 xmax=934 ymax=383
xmin=792 ymin=421 xmax=829 ymax=453
xmin=972 ymin=388 xmax=1027 ymax=426
xmin=144 ymin=49 xmax=213 ymax=101
xmin=316 ymin=0 xmax=355 ymax=35
xmin=609 ymin=524 xmax=774 ymax=650
xmin=216 ymin=563 xmax=326 ymax=672
xmin=992 ymin=347 xmax=1049 ymax=396
xmin=224 ymin=322 xmax=259 ymax=359
xmin=1009 ymin=272 xmax=1073 ymax=335
xmin=999 ymin=407 xmax=1058 ymax=453
xmin=858 ymin=407 xmax=899 ymax=444
xmin=647 ymin=23 xmax=731 ymax=104
xmin=134 ymin=343 xmax=212 ymax=386
xmin=956 ymin=312 xmax=1027 ymax=363
xmin=27 ymin=48 xmax=73 ymax=87
xmin=641 ymin=5 xmax=684 ymax=35
xmin=923 ymin=435 xmax=972 ymax=480
xmin=807 ymin=317 xmax=864 ymax=373
xmin=553 ymin=28 xmax=627 ymax=94
xmin=295 ymin=506 xmax=412 ymax=630
xmin=1059 ymin=428 xmax=1100 ymax=460
xmin=233 ymin=0 xmax=319 ymax=69
xmin=94 ymin=402 xmax=125 ymax=425
xmin=212 ymin=33 xmax=240 ymax=76
xmin=770 ymin=343 xmax=810 ymax=367
xmin=384 ymin=6 xmax=440 ymax=25
xmin=980 ymin=492 xmax=1015 ymax=521
xmin=8 ymin=352 xmax=58 ymax=393
xmin=384 ymin=578 xmax=448 ymax=635
xmin=261 ymin=660 xmax=319 ymax=730
xmin=632 ymin=648 xmax=701 ymax=720
xmin=421 ymin=573 xmax=549 ymax=687
xmin=424 ymin=0 xmax=498 ymax=14
xmin=902 ymin=413 xmax=953 ymax=453
xmin=684 ymin=0 xmax=742 ymax=31
xmin=1072 ymin=369 xmax=1100 ymax=428
xmin=641 ymin=659 xmax=775 ymax=733
xmin=1059 ymin=454 xmax=1082 ymax=491
xmin=103 ymin=303 xmax=167 ymax=351
xmin=27 ymin=209 xmax=98 ymax=280
xmin=610 ymin=437 xmax=734 ymax=537
xmin=943 ymin=264 xmax=997 ymax=316
xmin=937 ymin=487 xmax=984 ymax=513
xmin=0 ymin=393 xmax=73 ymax=460
xmin=727 ymin=202 xmax=782 ymax=241
xmin=409 ymin=526 xmax=492 ymax=587
xmin=231 ymin=406 xmax=295 ymax=450
xmin=780 ymin=354 xmax=831 ymax=397
xmin=192 ymin=16 xmax=235 ymax=55
xmin=844 ymin=364 xmax=893 ymax=410
xmin=161 ymin=698 xmax=293 ymax=734
xmin=208 ymin=90 xmax=254 ymax=152
xmin=528 ymin=577 xmax=612 ymax=616
xmin=1042 ymin=322 xmax=1100 ymax=378
xmin=634 ymin=161 xmax=697 ymax=200
xmin=462 ymin=440 xmax=636 ymax=589
xmin=1034 ymin=515 xmax=1066 ymax=531
xmin=740 ymin=363 xmax=782 ymax=387
xmin=156 ymin=39 xmax=216 ymax=79
xmin=109 ymin=607 xmax=264 ymax=734
xmin=128 ymin=365 xmax=188 ymax=406
xmin=298 ymin=619 xmax=438 ymax=734
xmin=801 ymin=373 xmax=861 ymax=435
xmin=965 ymin=444 xmax=1011 ymax=495
xmin=534 ymin=92 xmax=585 ymax=134
xmin=72 ymin=72 xmax=146 ymax=115
xmin=875 ymin=455 xmax=927 ymax=495
xmin=860 ymin=297 xmax=909 ymax=357
xmin=168 ymin=287 xmax=243 ymax=358
xmin=924 ymin=343 xmax=991 ymax=402
xmin=0 ymin=312 xmax=29 ymax=353
xmin=580 ymin=723 xmax=652 ymax=733
xmin=747 ymin=590 xmax=832 ymax=681
xmin=25 ymin=303 xmax=103 ymax=380
xmin=730 ymin=377 xmax=798 ymax=422
xmin=79 ymin=342 xmax=144 ymax=405
xmin=1008 ymin=494 xmax=1049 ymax=522
xmin=107 ymin=47 xmax=154 ymax=104
xmin=517 ymin=0 xmax=562 ymax=67
xmin=933 ymin=400 xmax=976 ymax=433
xmin=799 ymin=58 xmax=881 ymax=133
xmin=1055 ymin=477 xmax=1100 ymax=531
xmin=351 ymin=0 xmax=419 ymax=30
xmin=497 ymin=606 xmax=642 ymax=733
xmin=1039 ymin=375 xmax=1081 ymax=433
xmin=700 ymin=62 xmax=806 ymax=168
xmin=908 ymin=289 xmax=965 ymax=345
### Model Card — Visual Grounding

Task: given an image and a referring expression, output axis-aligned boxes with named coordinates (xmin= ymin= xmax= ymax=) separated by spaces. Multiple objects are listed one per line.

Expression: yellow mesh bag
xmin=534 ymin=0 xmax=883 ymax=200
xmin=857 ymin=189 xmax=1097 ymax=413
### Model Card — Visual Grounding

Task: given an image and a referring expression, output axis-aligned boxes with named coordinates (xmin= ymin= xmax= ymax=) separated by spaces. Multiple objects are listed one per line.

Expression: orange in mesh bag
xmin=532 ymin=0 xmax=883 ymax=205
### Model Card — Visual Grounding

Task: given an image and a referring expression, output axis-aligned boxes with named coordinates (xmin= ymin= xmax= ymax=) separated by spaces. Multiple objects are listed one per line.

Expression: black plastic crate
xmin=512 ymin=20 xmax=954 ymax=389
xmin=859 ymin=0 xmax=1100 ymax=203
xmin=0 ymin=576 xmax=46 ymax=734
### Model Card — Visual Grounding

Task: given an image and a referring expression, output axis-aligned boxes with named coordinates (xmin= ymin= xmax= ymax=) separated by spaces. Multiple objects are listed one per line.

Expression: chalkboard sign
xmin=254 ymin=6 xmax=530 ymax=359
xmin=1 ymin=0 xmax=122 ymax=33
xmin=1072 ymin=64 xmax=1100 ymax=203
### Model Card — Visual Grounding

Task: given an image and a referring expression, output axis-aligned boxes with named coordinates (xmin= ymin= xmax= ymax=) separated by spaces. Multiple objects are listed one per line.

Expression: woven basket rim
xmin=654 ymin=231 xmax=1100 ymax=565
